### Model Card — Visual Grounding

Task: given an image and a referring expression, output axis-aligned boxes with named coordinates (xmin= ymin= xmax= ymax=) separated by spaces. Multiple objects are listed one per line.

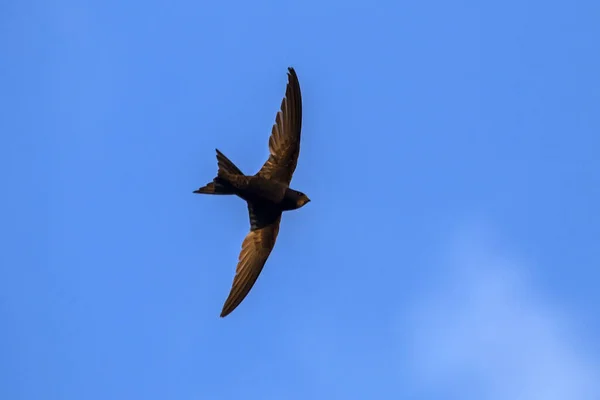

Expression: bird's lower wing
xmin=220 ymin=213 xmax=282 ymax=317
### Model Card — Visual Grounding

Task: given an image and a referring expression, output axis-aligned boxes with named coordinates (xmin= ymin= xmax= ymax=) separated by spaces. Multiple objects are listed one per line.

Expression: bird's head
xmin=295 ymin=191 xmax=311 ymax=208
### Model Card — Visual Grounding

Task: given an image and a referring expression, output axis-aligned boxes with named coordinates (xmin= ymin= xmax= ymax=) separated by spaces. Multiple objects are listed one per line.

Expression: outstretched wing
xmin=256 ymin=67 xmax=302 ymax=186
xmin=220 ymin=205 xmax=282 ymax=317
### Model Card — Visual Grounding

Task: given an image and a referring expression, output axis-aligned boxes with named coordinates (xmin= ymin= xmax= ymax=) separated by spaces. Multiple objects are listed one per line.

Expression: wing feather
xmin=256 ymin=67 xmax=302 ymax=186
xmin=220 ymin=208 xmax=282 ymax=317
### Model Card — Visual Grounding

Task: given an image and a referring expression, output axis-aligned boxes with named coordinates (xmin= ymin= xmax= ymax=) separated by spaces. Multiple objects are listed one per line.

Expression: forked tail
xmin=193 ymin=149 xmax=244 ymax=195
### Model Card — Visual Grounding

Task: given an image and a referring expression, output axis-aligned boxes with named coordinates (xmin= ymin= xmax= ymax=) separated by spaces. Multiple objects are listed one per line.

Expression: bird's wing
xmin=220 ymin=204 xmax=282 ymax=317
xmin=256 ymin=67 xmax=302 ymax=186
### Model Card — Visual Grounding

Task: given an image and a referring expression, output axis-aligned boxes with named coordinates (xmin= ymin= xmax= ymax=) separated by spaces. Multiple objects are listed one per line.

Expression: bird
xmin=193 ymin=67 xmax=310 ymax=318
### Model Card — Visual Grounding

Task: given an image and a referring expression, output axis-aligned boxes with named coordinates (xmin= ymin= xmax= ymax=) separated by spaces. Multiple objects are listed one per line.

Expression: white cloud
xmin=405 ymin=227 xmax=600 ymax=400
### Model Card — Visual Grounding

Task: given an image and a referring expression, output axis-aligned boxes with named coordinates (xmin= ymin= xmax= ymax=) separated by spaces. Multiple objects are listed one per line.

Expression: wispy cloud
xmin=405 ymin=227 xmax=600 ymax=400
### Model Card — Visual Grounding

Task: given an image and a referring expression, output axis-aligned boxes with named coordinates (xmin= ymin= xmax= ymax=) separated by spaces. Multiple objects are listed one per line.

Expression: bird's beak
xmin=297 ymin=197 xmax=310 ymax=207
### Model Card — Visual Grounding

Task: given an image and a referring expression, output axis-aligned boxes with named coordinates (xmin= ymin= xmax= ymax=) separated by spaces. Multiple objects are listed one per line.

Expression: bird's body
xmin=217 ymin=173 xmax=307 ymax=211
xmin=193 ymin=67 xmax=310 ymax=318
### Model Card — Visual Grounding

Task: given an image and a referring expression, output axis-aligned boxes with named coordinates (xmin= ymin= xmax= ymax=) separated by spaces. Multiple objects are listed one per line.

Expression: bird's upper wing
xmin=219 ymin=204 xmax=282 ymax=317
xmin=256 ymin=67 xmax=302 ymax=186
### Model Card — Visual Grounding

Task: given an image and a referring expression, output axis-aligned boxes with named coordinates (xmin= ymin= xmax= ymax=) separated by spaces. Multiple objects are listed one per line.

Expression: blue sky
xmin=2 ymin=0 xmax=599 ymax=399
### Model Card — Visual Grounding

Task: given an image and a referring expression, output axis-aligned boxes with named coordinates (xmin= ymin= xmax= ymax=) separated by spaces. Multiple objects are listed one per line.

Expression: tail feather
xmin=193 ymin=149 xmax=244 ymax=195
xmin=193 ymin=181 xmax=232 ymax=195
xmin=216 ymin=149 xmax=243 ymax=176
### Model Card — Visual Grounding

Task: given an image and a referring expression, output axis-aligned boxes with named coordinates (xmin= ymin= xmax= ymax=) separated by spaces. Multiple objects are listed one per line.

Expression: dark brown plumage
xmin=193 ymin=67 xmax=310 ymax=318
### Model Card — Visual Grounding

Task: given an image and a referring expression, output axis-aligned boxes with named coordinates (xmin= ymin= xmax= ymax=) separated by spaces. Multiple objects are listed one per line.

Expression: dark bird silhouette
xmin=193 ymin=67 xmax=310 ymax=318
